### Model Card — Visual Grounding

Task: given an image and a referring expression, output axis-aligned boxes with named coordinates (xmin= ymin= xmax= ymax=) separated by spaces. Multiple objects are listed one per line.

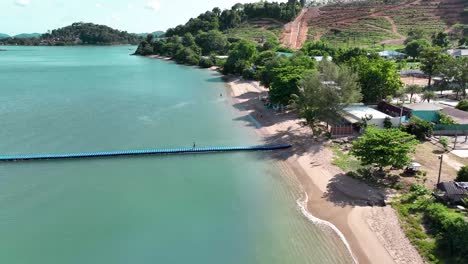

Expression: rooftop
xmin=399 ymin=69 xmax=424 ymax=76
xmin=343 ymin=105 xmax=391 ymax=120
xmin=378 ymin=50 xmax=406 ymax=57
xmin=437 ymin=182 xmax=468 ymax=197
xmin=441 ymin=107 xmax=468 ymax=124
xmin=404 ymin=103 xmax=444 ymax=111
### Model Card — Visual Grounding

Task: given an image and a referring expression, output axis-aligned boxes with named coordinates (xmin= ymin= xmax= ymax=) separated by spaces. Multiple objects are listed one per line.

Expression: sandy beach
xmin=224 ymin=76 xmax=425 ymax=264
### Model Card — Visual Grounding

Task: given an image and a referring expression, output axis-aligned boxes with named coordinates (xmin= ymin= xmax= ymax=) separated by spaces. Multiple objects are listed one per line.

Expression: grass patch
xmin=331 ymin=144 xmax=362 ymax=172
xmin=392 ymin=199 xmax=439 ymax=263
xmin=225 ymin=23 xmax=281 ymax=43
xmin=392 ymin=188 xmax=468 ymax=264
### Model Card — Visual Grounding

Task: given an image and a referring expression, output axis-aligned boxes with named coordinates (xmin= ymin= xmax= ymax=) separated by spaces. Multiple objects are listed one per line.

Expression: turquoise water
xmin=0 ymin=46 xmax=353 ymax=263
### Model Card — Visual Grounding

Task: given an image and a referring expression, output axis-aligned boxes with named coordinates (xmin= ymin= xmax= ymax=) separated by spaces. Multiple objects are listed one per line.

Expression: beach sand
xmin=224 ymin=76 xmax=424 ymax=264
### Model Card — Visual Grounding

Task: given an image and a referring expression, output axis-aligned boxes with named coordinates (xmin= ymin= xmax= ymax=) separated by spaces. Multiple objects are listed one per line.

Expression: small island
xmin=0 ymin=22 xmax=143 ymax=46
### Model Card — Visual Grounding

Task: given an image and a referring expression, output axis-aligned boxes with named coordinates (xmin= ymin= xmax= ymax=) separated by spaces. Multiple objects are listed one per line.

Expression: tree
xmin=405 ymin=27 xmax=425 ymax=44
xmin=456 ymin=166 xmax=468 ymax=182
xmin=351 ymin=127 xmax=418 ymax=171
xmin=195 ymin=30 xmax=227 ymax=55
xmin=402 ymin=116 xmax=434 ymax=140
xmin=348 ymin=56 xmax=403 ymax=103
xmin=223 ymin=40 xmax=257 ymax=75
xmin=182 ymin=33 xmax=196 ymax=47
xmin=432 ymin=32 xmax=450 ymax=48
xmin=135 ymin=40 xmax=153 ymax=55
xmin=420 ymin=47 xmax=449 ymax=87
xmin=173 ymin=46 xmax=200 ymax=65
xmin=422 ymin=90 xmax=436 ymax=103
xmin=146 ymin=33 xmax=154 ymax=43
xmin=290 ymin=61 xmax=362 ymax=128
xmin=269 ymin=65 xmax=309 ymax=105
xmin=405 ymin=84 xmax=423 ymax=103
xmin=450 ymin=57 xmax=468 ymax=98
xmin=456 ymin=99 xmax=468 ymax=111
xmin=404 ymin=39 xmax=430 ymax=60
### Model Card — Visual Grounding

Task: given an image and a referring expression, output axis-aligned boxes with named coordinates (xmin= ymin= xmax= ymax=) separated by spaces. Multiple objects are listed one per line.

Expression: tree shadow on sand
xmin=323 ymin=173 xmax=392 ymax=207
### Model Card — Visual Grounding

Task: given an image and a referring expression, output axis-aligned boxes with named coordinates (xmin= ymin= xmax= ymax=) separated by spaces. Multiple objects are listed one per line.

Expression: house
xmin=341 ymin=105 xmax=401 ymax=128
xmin=313 ymin=56 xmax=333 ymax=62
xmin=276 ymin=52 xmax=333 ymax=62
xmin=277 ymin=52 xmax=293 ymax=57
xmin=399 ymin=69 xmax=426 ymax=78
xmin=446 ymin=49 xmax=468 ymax=58
xmin=436 ymin=182 xmax=468 ymax=204
xmin=378 ymin=50 xmax=406 ymax=60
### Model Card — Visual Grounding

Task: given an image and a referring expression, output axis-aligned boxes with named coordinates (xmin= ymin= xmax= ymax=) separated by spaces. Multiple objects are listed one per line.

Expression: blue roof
xmin=378 ymin=50 xmax=406 ymax=57
xmin=277 ymin=52 xmax=293 ymax=57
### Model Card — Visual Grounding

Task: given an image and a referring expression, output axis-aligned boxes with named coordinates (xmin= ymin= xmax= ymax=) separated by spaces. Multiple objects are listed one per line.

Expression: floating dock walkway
xmin=0 ymin=144 xmax=291 ymax=162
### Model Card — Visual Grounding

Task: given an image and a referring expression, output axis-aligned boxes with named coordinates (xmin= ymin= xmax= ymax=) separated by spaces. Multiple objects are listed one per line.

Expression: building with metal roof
xmin=436 ymin=182 xmax=468 ymax=203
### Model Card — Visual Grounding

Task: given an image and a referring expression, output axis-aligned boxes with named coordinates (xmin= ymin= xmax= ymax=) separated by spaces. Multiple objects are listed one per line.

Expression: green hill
xmin=0 ymin=33 xmax=10 ymax=40
xmin=138 ymin=31 xmax=165 ymax=37
xmin=0 ymin=23 xmax=143 ymax=46
xmin=14 ymin=33 xmax=41 ymax=38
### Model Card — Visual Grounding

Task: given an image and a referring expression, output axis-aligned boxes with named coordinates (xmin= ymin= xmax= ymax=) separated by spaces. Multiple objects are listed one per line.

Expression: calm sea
xmin=0 ymin=46 xmax=353 ymax=264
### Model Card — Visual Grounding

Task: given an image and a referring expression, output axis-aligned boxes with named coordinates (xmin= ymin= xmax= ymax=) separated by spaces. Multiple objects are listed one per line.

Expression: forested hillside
xmin=134 ymin=1 xmax=302 ymax=60
xmin=0 ymin=23 xmax=142 ymax=46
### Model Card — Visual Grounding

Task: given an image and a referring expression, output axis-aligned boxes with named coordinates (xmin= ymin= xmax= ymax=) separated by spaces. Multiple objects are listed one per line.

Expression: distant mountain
xmin=14 ymin=33 xmax=41 ymax=38
xmin=0 ymin=22 xmax=143 ymax=46
xmin=0 ymin=33 xmax=10 ymax=40
xmin=138 ymin=31 xmax=165 ymax=37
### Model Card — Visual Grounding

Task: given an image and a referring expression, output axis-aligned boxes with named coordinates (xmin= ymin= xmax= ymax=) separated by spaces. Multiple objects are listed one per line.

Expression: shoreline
xmin=223 ymin=76 xmax=425 ymax=264
xmin=145 ymin=55 xmax=424 ymax=264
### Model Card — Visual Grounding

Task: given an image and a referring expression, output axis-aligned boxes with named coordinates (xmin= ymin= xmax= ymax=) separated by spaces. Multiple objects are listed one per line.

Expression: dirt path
xmin=379 ymin=16 xmax=406 ymax=44
xmin=281 ymin=8 xmax=320 ymax=49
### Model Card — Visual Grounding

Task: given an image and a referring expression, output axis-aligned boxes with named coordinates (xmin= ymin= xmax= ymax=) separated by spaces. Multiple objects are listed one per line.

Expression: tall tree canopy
xmin=223 ymin=40 xmax=257 ymax=75
xmin=420 ymin=47 xmax=450 ymax=87
xmin=351 ymin=127 xmax=418 ymax=171
xmin=404 ymin=39 xmax=430 ymax=60
xmin=290 ymin=60 xmax=362 ymax=128
xmin=348 ymin=56 xmax=402 ymax=103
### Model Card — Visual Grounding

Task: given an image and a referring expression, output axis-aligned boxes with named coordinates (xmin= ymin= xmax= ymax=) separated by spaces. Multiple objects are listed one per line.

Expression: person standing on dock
xmin=193 ymin=142 xmax=196 ymax=148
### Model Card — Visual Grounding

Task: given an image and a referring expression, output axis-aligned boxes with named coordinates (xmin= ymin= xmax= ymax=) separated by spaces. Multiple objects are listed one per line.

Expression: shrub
xmin=402 ymin=116 xmax=434 ymax=140
xmin=456 ymin=166 xmax=468 ymax=182
xmin=439 ymin=137 xmax=449 ymax=152
xmin=410 ymin=184 xmax=429 ymax=195
xmin=438 ymin=111 xmax=457 ymax=125
xmin=456 ymin=99 xmax=468 ymax=111
xmin=383 ymin=116 xmax=393 ymax=129
xmin=199 ymin=57 xmax=214 ymax=68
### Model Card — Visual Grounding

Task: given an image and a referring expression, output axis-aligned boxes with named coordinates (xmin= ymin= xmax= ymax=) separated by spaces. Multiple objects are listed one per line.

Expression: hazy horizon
xmin=2 ymin=0 xmax=287 ymax=35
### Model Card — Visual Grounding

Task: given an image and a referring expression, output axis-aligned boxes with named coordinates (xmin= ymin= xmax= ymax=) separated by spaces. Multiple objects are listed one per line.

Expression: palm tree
xmin=422 ymin=91 xmax=436 ymax=103
xmin=405 ymin=85 xmax=422 ymax=103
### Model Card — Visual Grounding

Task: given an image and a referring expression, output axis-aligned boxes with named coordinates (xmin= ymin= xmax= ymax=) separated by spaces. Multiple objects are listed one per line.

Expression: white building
xmin=378 ymin=50 xmax=406 ymax=60
xmin=446 ymin=49 xmax=468 ymax=58
xmin=342 ymin=105 xmax=402 ymax=128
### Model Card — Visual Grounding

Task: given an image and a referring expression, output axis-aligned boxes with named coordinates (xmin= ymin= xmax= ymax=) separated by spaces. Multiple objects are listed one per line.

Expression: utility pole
xmin=454 ymin=131 xmax=458 ymax=150
xmin=437 ymin=155 xmax=444 ymax=185
xmin=399 ymin=106 xmax=404 ymax=126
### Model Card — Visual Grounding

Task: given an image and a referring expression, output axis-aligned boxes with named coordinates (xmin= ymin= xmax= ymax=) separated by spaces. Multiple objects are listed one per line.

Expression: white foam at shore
xmin=297 ymin=192 xmax=358 ymax=264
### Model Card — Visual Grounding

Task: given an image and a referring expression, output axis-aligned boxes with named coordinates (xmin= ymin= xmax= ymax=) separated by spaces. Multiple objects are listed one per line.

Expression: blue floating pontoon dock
xmin=0 ymin=144 xmax=292 ymax=162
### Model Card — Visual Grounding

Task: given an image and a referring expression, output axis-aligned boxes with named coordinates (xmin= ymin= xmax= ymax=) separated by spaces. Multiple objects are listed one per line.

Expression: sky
xmin=1 ymin=0 xmax=287 ymax=35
